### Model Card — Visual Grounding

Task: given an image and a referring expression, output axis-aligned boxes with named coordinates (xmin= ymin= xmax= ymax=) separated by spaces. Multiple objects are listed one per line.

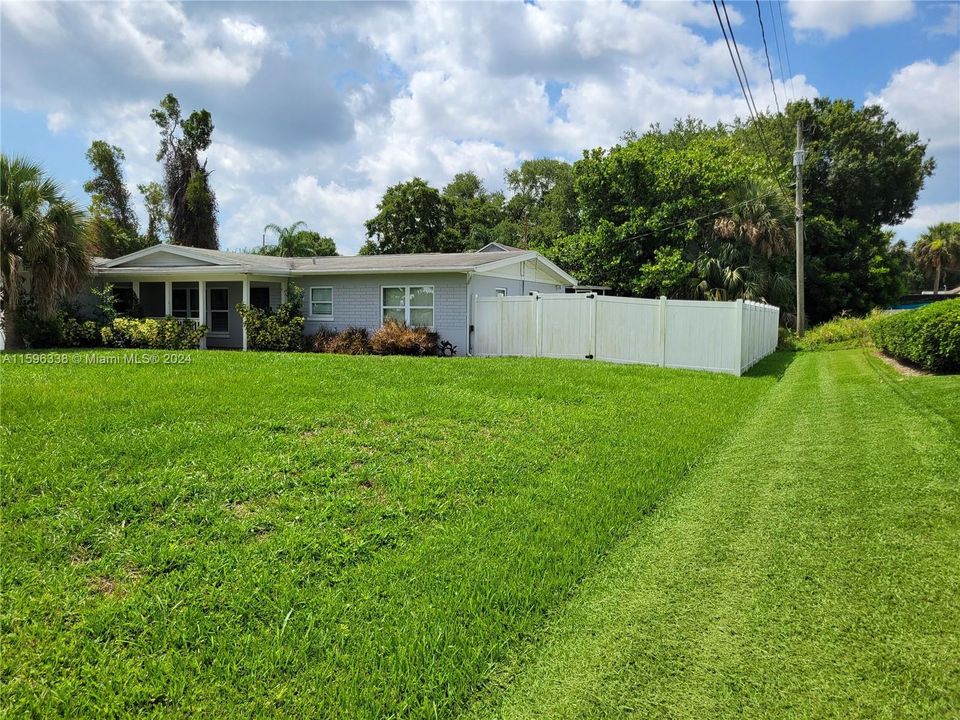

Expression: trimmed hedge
xmin=101 ymin=317 xmax=207 ymax=350
xmin=870 ymin=299 xmax=960 ymax=372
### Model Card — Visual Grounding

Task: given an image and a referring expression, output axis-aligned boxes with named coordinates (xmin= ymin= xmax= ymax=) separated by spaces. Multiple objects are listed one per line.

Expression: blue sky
xmin=2 ymin=1 xmax=958 ymax=253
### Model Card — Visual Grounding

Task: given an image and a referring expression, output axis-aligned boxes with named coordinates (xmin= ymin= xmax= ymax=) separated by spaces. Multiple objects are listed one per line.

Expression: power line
xmin=766 ymin=0 xmax=792 ymax=106
xmin=712 ymin=0 xmax=790 ymax=203
xmin=621 ymin=189 xmax=782 ymax=244
xmin=755 ymin=0 xmax=792 ymax=149
xmin=775 ymin=0 xmax=797 ymax=99
xmin=720 ymin=0 xmax=764 ymax=122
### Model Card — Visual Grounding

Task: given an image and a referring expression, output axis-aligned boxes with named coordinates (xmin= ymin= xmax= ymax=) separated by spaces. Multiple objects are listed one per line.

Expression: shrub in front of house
xmin=327 ymin=327 xmax=372 ymax=355
xmin=370 ymin=319 xmax=439 ymax=356
xmin=101 ymin=317 xmax=207 ymax=350
xmin=310 ymin=327 xmax=374 ymax=355
xmin=236 ymin=284 xmax=305 ymax=352
xmin=236 ymin=304 xmax=305 ymax=351
xmin=61 ymin=317 xmax=102 ymax=347
xmin=309 ymin=327 xmax=338 ymax=352
xmin=871 ymin=299 xmax=960 ymax=372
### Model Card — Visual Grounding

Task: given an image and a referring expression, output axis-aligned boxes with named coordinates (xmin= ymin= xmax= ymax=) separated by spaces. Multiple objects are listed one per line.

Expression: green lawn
xmin=470 ymin=350 xmax=960 ymax=719
xmin=3 ymin=349 xmax=956 ymax=719
xmin=1 ymin=351 xmax=779 ymax=718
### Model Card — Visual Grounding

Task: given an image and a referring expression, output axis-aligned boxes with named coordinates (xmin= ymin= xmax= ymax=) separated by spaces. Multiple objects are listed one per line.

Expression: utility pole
xmin=793 ymin=120 xmax=806 ymax=336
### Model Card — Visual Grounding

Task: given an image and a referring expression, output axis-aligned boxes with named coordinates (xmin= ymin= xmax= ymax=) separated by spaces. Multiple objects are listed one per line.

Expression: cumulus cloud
xmin=888 ymin=201 xmax=960 ymax=239
xmin=788 ymin=0 xmax=914 ymax=39
xmin=2 ymin=0 xmax=821 ymax=253
xmin=866 ymin=52 xmax=960 ymax=149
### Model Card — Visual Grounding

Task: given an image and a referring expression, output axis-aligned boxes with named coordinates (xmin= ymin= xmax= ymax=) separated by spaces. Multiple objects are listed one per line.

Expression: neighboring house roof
xmin=94 ymin=244 xmax=578 ymax=286
xmin=477 ymin=242 xmax=524 ymax=252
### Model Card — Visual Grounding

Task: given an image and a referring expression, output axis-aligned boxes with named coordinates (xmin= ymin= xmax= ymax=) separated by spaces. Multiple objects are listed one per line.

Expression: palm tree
xmin=914 ymin=222 xmax=960 ymax=294
xmin=713 ymin=179 xmax=793 ymax=259
xmin=258 ymin=221 xmax=337 ymax=257
xmin=1 ymin=155 xmax=90 ymax=348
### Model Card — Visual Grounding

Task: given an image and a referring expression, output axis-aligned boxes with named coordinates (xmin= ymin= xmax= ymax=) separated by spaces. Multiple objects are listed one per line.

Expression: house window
xmin=495 ymin=288 xmax=508 ymax=297
xmin=172 ymin=288 xmax=200 ymax=319
xmin=113 ymin=286 xmax=139 ymax=315
xmin=382 ymin=286 xmax=434 ymax=327
xmin=250 ymin=287 xmax=271 ymax=312
xmin=209 ymin=288 xmax=230 ymax=335
xmin=309 ymin=287 xmax=333 ymax=318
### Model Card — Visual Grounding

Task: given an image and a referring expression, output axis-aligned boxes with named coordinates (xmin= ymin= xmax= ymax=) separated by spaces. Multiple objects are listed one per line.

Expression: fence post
xmin=734 ymin=299 xmax=744 ymax=375
xmin=497 ymin=294 xmax=504 ymax=356
xmin=658 ymin=296 xmax=667 ymax=367
xmin=588 ymin=293 xmax=597 ymax=360
xmin=530 ymin=294 xmax=539 ymax=357
xmin=535 ymin=294 xmax=543 ymax=357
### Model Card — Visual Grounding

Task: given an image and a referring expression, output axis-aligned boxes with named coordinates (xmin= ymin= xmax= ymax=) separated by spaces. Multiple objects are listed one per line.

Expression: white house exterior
xmin=90 ymin=244 xmax=577 ymax=354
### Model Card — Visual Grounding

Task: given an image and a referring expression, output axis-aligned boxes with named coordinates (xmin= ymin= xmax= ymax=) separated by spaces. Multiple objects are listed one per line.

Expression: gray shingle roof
xmin=123 ymin=246 xmax=534 ymax=272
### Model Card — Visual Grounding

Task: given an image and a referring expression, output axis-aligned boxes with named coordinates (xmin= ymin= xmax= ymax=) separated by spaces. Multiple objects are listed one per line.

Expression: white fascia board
xmin=473 ymin=252 xmax=577 ymax=286
xmin=290 ymin=267 xmax=471 ymax=276
xmin=99 ymin=244 xmax=239 ymax=268
xmin=95 ymin=265 xmax=290 ymax=278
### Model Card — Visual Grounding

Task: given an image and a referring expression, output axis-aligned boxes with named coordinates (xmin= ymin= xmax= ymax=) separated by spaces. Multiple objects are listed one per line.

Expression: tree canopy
xmin=1 ymin=155 xmax=90 ymax=346
xmin=257 ymin=222 xmax=338 ymax=257
xmin=151 ymin=94 xmax=218 ymax=249
xmin=361 ymin=178 xmax=458 ymax=255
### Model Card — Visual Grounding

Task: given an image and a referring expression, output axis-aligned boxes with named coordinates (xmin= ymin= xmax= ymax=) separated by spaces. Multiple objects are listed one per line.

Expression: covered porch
xmin=104 ymin=276 xmax=286 ymax=349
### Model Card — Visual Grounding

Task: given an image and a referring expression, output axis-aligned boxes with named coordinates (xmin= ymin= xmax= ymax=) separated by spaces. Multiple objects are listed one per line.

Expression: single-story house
xmin=90 ymin=243 xmax=577 ymax=353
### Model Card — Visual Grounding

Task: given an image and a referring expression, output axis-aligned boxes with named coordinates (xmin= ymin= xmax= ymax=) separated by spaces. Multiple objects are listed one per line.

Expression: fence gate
xmin=472 ymin=293 xmax=779 ymax=376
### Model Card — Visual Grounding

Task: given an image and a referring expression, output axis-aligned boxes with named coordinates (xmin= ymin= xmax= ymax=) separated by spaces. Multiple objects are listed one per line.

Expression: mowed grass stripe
xmin=473 ymin=349 xmax=960 ymax=719
xmin=1 ymin=351 xmax=781 ymax=718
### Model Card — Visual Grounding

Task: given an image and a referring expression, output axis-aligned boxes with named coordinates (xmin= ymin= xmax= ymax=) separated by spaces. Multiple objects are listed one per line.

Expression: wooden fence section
xmin=473 ymin=293 xmax=779 ymax=375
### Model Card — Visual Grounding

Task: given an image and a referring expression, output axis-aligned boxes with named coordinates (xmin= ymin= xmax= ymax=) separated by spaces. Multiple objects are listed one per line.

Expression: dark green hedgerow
xmin=871 ymin=299 xmax=960 ymax=372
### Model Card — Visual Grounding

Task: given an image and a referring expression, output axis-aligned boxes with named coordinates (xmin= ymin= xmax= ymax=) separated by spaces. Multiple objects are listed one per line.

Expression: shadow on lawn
xmin=745 ymin=350 xmax=795 ymax=381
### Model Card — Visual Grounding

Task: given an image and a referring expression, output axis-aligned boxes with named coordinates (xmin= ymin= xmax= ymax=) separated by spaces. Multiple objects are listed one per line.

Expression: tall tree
xmin=442 ymin=172 xmax=505 ymax=250
xmin=361 ymin=178 xmax=458 ymax=254
xmin=914 ymin=222 xmax=960 ymax=293
xmin=151 ymin=94 xmax=218 ymax=249
xmin=1 ymin=155 xmax=90 ymax=347
xmin=138 ymin=181 xmax=169 ymax=245
xmin=83 ymin=141 xmax=139 ymax=235
xmin=83 ymin=140 xmax=152 ymax=258
xmin=503 ymin=158 xmax=579 ymax=249
xmin=257 ymin=222 xmax=338 ymax=257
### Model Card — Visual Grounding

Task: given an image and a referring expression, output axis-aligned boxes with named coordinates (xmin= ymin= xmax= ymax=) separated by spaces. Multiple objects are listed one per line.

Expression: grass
xmin=470 ymin=349 xmax=959 ymax=719
xmin=1 ymin=350 xmax=781 ymax=718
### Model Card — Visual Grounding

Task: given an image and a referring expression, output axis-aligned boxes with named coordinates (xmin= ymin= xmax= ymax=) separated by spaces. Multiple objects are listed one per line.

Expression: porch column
xmin=242 ymin=277 xmax=250 ymax=351
xmin=280 ymin=282 xmax=287 ymax=305
xmin=164 ymin=281 xmax=172 ymax=317
xmin=132 ymin=280 xmax=140 ymax=302
xmin=198 ymin=279 xmax=206 ymax=350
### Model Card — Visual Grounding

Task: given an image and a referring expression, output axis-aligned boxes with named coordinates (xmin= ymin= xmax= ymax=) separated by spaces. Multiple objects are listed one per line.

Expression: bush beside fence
xmin=871 ymin=299 xmax=960 ymax=372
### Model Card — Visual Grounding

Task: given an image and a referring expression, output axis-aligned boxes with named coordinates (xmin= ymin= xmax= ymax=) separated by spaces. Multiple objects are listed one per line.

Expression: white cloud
xmin=3 ymin=0 xmax=828 ymax=254
xmin=788 ymin=0 xmax=914 ymax=39
xmin=888 ymin=201 xmax=960 ymax=241
xmin=865 ymin=52 xmax=960 ymax=149
xmin=46 ymin=111 xmax=71 ymax=133
xmin=927 ymin=4 xmax=960 ymax=37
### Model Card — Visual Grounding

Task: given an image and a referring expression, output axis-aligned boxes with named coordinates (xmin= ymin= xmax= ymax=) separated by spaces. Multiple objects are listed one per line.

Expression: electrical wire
xmin=775 ymin=0 xmax=797 ymax=100
xmin=755 ymin=0 xmax=792 ymax=149
xmin=621 ymin=189 xmax=782 ymax=244
xmin=767 ymin=0 xmax=792 ymax=104
xmin=712 ymin=0 xmax=791 ymax=203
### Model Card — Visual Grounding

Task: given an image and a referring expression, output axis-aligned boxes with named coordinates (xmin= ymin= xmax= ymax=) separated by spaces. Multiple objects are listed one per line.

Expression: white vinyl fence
xmin=473 ymin=293 xmax=779 ymax=375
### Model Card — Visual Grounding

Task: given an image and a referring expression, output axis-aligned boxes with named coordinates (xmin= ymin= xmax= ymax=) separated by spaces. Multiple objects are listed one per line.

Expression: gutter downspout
xmin=465 ymin=271 xmax=473 ymax=356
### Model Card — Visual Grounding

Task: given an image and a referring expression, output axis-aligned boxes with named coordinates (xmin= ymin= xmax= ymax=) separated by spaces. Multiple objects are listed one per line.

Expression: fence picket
xmin=473 ymin=293 xmax=779 ymax=375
